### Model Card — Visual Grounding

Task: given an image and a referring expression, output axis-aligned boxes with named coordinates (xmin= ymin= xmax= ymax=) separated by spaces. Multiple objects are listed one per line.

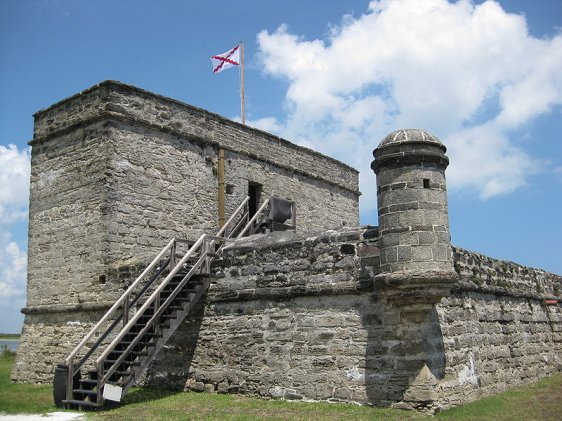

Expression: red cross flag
xmin=211 ymin=44 xmax=240 ymax=74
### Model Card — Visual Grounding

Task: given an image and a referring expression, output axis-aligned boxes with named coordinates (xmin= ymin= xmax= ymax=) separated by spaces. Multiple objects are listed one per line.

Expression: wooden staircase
xmin=53 ymin=197 xmax=253 ymax=411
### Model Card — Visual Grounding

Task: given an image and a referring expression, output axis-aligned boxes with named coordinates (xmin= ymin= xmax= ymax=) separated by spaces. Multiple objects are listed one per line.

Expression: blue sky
xmin=1 ymin=0 xmax=561 ymax=333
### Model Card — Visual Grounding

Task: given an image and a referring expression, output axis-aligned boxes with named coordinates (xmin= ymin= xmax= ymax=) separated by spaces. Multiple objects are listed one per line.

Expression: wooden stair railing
xmin=54 ymin=197 xmax=250 ymax=411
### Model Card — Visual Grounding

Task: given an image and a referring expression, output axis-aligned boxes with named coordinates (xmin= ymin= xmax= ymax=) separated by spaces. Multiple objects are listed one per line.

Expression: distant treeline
xmin=0 ymin=333 xmax=20 ymax=339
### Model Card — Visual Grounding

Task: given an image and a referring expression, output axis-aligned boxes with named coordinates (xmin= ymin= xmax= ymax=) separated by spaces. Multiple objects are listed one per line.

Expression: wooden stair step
xmin=79 ymin=378 xmax=98 ymax=386
xmin=105 ymin=360 xmax=141 ymax=366
xmin=63 ymin=399 xmax=100 ymax=409
xmin=73 ymin=388 xmax=97 ymax=396
xmin=121 ymin=339 xmax=148 ymax=346
xmin=109 ymin=350 xmax=148 ymax=358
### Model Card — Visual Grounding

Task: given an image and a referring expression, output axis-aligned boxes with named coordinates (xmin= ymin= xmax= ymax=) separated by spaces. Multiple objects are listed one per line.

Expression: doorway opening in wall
xmin=248 ymin=182 xmax=262 ymax=218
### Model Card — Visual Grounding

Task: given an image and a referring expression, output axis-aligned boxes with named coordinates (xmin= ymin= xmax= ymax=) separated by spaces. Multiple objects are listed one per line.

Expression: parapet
xmin=31 ymin=80 xmax=359 ymax=196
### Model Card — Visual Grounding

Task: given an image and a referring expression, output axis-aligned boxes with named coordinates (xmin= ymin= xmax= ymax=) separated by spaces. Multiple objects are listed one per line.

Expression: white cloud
xmin=446 ymin=123 xmax=539 ymax=198
xmin=496 ymin=36 xmax=562 ymax=128
xmin=0 ymin=232 xmax=27 ymax=305
xmin=0 ymin=144 xmax=30 ymax=309
xmin=0 ymin=144 xmax=31 ymax=224
xmin=256 ymin=0 xmax=562 ymax=210
xmin=246 ymin=116 xmax=285 ymax=135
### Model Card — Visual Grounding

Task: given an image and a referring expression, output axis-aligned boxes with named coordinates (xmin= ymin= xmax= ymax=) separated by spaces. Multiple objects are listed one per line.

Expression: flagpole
xmin=240 ymin=41 xmax=245 ymax=125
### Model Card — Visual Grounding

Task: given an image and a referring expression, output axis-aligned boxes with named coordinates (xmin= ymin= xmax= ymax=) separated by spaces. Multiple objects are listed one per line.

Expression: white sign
xmin=102 ymin=383 xmax=123 ymax=402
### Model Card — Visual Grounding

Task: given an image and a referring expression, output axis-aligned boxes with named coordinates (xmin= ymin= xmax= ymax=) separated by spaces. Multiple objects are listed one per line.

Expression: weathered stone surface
xmin=13 ymin=86 xmax=562 ymax=415
xmin=14 ymin=81 xmax=360 ymax=383
xmin=432 ymin=246 xmax=562 ymax=410
xmin=372 ymin=130 xmax=455 ymax=281
xmin=143 ymin=227 xmax=561 ymax=412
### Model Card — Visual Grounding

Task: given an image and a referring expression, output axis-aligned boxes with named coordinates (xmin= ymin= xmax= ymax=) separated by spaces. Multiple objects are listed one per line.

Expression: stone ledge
xmin=22 ymin=301 xmax=114 ymax=314
xmin=373 ymin=270 xmax=458 ymax=306
xmin=374 ymin=270 xmax=459 ymax=286
xmin=209 ymin=280 xmax=375 ymax=303
xmin=222 ymin=226 xmax=379 ymax=254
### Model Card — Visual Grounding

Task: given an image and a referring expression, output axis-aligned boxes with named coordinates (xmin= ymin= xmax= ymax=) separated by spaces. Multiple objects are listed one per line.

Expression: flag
xmin=211 ymin=44 xmax=240 ymax=74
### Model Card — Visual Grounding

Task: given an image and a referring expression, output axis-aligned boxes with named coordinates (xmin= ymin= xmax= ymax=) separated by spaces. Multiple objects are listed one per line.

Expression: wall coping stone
xmin=452 ymin=246 xmax=562 ymax=301
xmin=222 ymin=225 xmax=379 ymax=253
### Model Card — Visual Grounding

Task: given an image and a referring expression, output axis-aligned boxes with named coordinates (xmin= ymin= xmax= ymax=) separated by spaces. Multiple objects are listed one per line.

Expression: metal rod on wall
xmin=218 ymin=149 xmax=226 ymax=228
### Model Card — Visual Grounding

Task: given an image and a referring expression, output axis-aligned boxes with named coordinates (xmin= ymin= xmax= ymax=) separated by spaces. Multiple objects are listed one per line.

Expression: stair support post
xmin=170 ymin=240 xmax=176 ymax=270
xmin=204 ymin=237 xmax=210 ymax=274
xmin=123 ymin=296 xmax=129 ymax=327
xmin=66 ymin=361 xmax=74 ymax=406
xmin=97 ymin=360 xmax=105 ymax=406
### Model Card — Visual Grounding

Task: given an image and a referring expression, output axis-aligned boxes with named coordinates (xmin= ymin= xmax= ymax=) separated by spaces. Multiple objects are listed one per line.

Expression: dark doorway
xmin=248 ymin=182 xmax=262 ymax=218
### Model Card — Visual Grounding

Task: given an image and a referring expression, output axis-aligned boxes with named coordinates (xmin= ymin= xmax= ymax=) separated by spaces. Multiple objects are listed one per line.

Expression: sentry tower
xmin=371 ymin=129 xmax=457 ymax=304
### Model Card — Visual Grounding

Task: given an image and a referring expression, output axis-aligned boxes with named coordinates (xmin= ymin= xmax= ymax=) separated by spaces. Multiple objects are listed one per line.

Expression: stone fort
xmin=12 ymin=80 xmax=562 ymax=412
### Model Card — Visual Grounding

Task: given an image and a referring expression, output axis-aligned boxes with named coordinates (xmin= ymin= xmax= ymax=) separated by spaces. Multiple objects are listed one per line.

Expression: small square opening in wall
xmin=423 ymin=179 xmax=431 ymax=189
xmin=226 ymin=184 xmax=235 ymax=195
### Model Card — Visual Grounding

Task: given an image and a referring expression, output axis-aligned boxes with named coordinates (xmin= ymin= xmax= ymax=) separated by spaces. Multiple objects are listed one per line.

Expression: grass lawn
xmin=1 ymin=352 xmax=561 ymax=420
xmin=93 ymin=388 xmax=429 ymax=421
xmin=0 ymin=353 xmax=55 ymax=414
xmin=435 ymin=374 xmax=562 ymax=421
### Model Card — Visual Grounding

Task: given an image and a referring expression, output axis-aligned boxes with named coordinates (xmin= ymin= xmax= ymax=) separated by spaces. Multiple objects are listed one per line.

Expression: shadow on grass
xmin=92 ymin=387 xmax=182 ymax=417
xmin=118 ymin=386 xmax=180 ymax=406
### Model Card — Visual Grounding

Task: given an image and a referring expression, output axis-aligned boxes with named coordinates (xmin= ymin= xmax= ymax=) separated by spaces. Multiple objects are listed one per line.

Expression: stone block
xmin=418 ymin=231 xmax=437 ymax=245
xmin=285 ymin=390 xmax=304 ymax=400
xmin=397 ymin=246 xmax=412 ymax=262
xmin=357 ymin=243 xmax=380 ymax=257
xmin=385 ymin=247 xmax=398 ymax=263
xmin=411 ymin=245 xmax=433 ymax=262
xmin=399 ymin=210 xmax=424 ymax=227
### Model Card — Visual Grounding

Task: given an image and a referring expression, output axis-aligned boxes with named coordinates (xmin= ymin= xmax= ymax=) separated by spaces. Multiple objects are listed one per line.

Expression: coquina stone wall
xmin=13 ymin=83 xmax=561 ymax=413
xmin=13 ymin=81 xmax=359 ymax=383
xmin=144 ymin=229 xmax=561 ymax=412
xmin=146 ymin=227 xmax=391 ymax=404
xmin=435 ymin=247 xmax=562 ymax=408
xmin=223 ymin=150 xmax=359 ymax=232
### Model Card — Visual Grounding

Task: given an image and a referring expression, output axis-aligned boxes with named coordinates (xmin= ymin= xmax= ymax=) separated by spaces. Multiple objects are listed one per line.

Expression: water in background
xmin=0 ymin=339 xmax=19 ymax=352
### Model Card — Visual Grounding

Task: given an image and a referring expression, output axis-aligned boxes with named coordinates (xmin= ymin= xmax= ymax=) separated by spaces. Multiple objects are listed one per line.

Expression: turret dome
xmin=378 ymin=128 xmax=445 ymax=150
